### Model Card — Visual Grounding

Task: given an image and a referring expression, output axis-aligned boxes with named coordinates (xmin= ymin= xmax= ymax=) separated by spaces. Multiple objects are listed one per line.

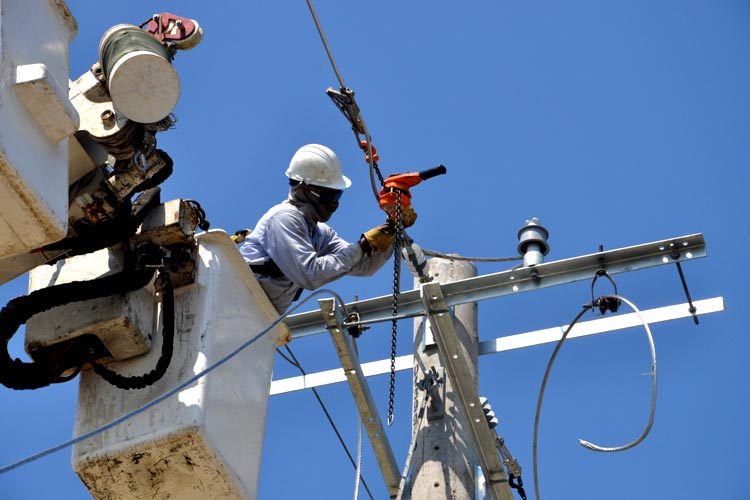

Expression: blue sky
xmin=1 ymin=1 xmax=749 ymax=498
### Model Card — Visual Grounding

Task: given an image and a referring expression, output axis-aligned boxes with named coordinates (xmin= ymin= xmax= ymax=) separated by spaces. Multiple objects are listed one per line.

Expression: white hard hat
xmin=285 ymin=144 xmax=352 ymax=190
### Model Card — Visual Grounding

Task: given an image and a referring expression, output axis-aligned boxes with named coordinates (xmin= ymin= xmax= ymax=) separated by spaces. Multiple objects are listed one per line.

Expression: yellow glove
xmin=361 ymin=223 xmax=396 ymax=254
xmin=400 ymin=206 xmax=417 ymax=228
xmin=382 ymin=205 xmax=417 ymax=228
xmin=231 ymin=229 xmax=251 ymax=244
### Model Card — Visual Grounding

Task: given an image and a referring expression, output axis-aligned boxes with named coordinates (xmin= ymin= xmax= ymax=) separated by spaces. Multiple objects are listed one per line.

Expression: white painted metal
xmin=25 ymin=244 xmax=154 ymax=362
xmin=285 ymin=234 xmax=706 ymax=338
xmin=15 ymin=63 xmax=79 ymax=142
xmin=68 ymin=68 xmax=126 ymax=150
xmin=270 ymin=297 xmax=724 ymax=395
xmin=319 ymin=298 xmax=401 ymax=498
xmin=70 ymin=231 xmax=289 ymax=499
xmin=0 ymin=0 xmax=77 ymax=259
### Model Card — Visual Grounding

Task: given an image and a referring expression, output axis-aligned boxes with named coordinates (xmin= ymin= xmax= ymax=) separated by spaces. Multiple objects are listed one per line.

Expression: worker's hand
xmin=381 ymin=204 xmax=417 ymax=228
xmin=400 ymin=206 xmax=417 ymax=228
xmin=231 ymin=229 xmax=251 ymax=244
xmin=361 ymin=222 xmax=396 ymax=254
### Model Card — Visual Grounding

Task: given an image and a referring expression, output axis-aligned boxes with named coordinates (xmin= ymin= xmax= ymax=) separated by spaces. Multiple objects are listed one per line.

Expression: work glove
xmin=380 ymin=204 xmax=417 ymax=228
xmin=399 ymin=206 xmax=417 ymax=228
xmin=231 ymin=229 xmax=251 ymax=244
xmin=361 ymin=222 xmax=396 ymax=255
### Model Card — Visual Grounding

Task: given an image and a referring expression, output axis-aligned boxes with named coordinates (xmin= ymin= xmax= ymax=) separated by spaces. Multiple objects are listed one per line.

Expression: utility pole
xmin=406 ymin=257 xmax=480 ymax=499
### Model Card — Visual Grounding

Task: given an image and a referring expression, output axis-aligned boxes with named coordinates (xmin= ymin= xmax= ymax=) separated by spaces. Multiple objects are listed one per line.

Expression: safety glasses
xmin=307 ymin=185 xmax=343 ymax=204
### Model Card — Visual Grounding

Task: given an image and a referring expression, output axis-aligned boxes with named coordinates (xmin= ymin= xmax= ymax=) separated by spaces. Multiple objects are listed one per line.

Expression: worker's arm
xmin=319 ymin=224 xmax=394 ymax=277
xmin=264 ymin=210 xmax=362 ymax=290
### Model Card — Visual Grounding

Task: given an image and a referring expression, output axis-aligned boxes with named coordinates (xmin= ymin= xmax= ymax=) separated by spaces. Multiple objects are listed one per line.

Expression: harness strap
xmin=250 ymin=260 xmax=304 ymax=303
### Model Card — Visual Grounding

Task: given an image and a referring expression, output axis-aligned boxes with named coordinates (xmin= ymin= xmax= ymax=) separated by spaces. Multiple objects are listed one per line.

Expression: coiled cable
xmin=532 ymin=294 xmax=658 ymax=500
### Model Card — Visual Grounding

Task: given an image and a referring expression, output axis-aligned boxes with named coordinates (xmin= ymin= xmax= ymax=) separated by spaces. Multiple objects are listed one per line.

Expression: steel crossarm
xmin=286 ymin=234 xmax=706 ymax=339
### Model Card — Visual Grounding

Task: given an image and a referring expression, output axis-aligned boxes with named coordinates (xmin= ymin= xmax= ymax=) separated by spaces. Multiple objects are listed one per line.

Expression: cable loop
xmin=532 ymin=293 xmax=658 ymax=500
xmin=578 ymin=294 xmax=657 ymax=453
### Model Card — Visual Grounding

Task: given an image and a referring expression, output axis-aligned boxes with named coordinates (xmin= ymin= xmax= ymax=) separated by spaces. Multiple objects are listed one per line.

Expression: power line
xmin=278 ymin=345 xmax=376 ymax=500
xmin=421 ymin=248 xmax=523 ymax=263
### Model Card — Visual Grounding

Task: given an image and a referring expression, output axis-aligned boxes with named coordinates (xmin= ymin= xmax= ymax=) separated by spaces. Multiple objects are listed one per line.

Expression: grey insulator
xmin=517 ymin=217 xmax=550 ymax=263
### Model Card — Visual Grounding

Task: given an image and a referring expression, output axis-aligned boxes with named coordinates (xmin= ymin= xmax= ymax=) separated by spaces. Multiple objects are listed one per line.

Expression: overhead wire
xmin=303 ymin=0 xmax=382 ymax=201
xmin=304 ymin=0 xmax=346 ymax=90
xmin=352 ymin=338 xmax=364 ymax=500
xmin=0 ymin=288 xmax=348 ymax=476
xmin=532 ymin=294 xmax=658 ymax=500
xmin=421 ymin=248 xmax=523 ymax=263
xmin=278 ymin=345 xmax=376 ymax=500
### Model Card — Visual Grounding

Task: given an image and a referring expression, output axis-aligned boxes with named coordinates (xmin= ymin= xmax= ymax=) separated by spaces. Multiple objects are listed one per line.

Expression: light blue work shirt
xmin=240 ymin=200 xmax=392 ymax=312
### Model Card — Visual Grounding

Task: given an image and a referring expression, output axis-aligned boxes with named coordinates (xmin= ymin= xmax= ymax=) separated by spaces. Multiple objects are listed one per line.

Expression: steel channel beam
xmin=318 ymin=298 xmax=402 ymax=498
xmin=420 ymin=283 xmax=514 ymax=500
xmin=286 ymin=233 xmax=706 ymax=339
xmin=270 ymin=297 xmax=724 ymax=396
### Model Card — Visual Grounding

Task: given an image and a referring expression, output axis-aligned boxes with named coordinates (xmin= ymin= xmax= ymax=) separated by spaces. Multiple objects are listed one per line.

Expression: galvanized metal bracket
xmin=420 ymin=283 xmax=514 ymax=500
xmin=418 ymin=366 xmax=445 ymax=421
xmin=288 ymin=233 xmax=707 ymax=339
xmin=318 ymin=298 xmax=401 ymax=498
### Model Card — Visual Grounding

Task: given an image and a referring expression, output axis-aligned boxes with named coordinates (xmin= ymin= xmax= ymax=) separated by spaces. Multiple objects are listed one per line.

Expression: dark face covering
xmin=289 ymin=184 xmax=340 ymax=223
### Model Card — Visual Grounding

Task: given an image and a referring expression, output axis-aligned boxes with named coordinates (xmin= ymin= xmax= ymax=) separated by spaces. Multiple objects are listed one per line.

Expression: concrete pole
xmin=407 ymin=257 xmax=479 ymax=499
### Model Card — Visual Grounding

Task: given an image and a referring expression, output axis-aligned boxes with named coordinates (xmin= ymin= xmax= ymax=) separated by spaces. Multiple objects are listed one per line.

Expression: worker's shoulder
xmin=262 ymin=202 xmax=306 ymax=226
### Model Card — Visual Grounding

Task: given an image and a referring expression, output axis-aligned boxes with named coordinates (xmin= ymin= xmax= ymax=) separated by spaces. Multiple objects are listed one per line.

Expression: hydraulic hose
xmin=0 ymin=244 xmax=165 ymax=390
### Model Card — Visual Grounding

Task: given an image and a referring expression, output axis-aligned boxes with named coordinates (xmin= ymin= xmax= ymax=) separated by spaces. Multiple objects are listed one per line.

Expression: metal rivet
xmin=686 ymin=252 xmax=693 ymax=259
xmin=510 ymin=276 xmax=515 ymax=280
xmin=512 ymin=285 xmax=519 ymax=292
xmin=469 ymin=402 xmax=476 ymax=407
xmin=662 ymin=257 xmax=669 ymax=263
xmin=682 ymin=241 xmax=689 ymax=247
xmin=349 ymin=369 xmax=356 ymax=374
xmin=452 ymin=354 xmax=458 ymax=359
xmin=658 ymin=245 xmax=665 ymax=251
xmin=431 ymin=295 xmax=438 ymax=301
xmin=100 ymin=109 xmax=115 ymax=126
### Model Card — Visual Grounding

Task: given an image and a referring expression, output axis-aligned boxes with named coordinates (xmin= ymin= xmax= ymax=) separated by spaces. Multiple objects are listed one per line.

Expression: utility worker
xmin=239 ymin=144 xmax=400 ymax=312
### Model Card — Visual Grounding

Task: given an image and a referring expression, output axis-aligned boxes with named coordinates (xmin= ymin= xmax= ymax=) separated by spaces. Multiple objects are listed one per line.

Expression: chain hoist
xmin=387 ymin=192 xmax=403 ymax=425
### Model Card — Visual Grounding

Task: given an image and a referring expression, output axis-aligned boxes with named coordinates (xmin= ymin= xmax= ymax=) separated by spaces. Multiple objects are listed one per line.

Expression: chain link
xmin=387 ymin=193 xmax=403 ymax=426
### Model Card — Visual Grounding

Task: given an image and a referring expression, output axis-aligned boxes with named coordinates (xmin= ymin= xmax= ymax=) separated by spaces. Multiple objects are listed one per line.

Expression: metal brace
xmin=670 ymin=245 xmax=700 ymax=325
xmin=494 ymin=435 xmax=522 ymax=479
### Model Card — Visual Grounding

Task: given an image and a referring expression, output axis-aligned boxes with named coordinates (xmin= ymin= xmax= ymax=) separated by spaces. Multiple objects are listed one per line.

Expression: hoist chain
xmin=366 ymin=142 xmax=386 ymax=187
xmin=387 ymin=193 xmax=403 ymax=426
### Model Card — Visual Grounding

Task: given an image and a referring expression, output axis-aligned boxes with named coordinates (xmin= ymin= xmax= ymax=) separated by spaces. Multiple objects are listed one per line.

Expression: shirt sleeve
xmin=263 ymin=209 xmax=363 ymax=290
xmin=347 ymin=241 xmax=394 ymax=276
xmin=317 ymin=223 xmax=393 ymax=277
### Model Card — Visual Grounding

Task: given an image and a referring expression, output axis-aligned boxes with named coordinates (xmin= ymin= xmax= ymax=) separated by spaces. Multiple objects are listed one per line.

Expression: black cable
xmin=89 ymin=268 xmax=175 ymax=390
xmin=0 ymin=245 xmax=161 ymax=390
xmin=278 ymin=346 xmax=376 ymax=500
